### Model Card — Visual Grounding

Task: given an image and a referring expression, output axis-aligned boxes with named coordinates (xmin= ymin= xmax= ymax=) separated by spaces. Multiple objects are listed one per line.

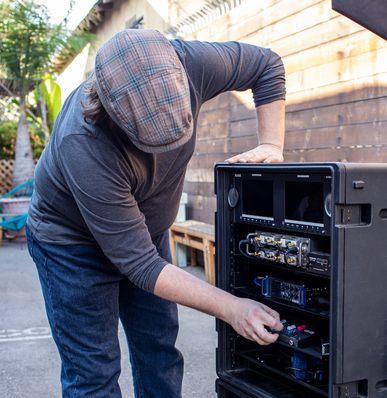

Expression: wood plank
xmin=190 ymin=11 xmax=230 ymax=41
xmin=192 ymin=0 xmax=363 ymax=63
xmin=169 ymin=233 xmax=177 ymax=265
xmin=185 ymin=168 xmax=214 ymax=183
xmin=286 ymin=73 xmax=387 ymax=111
xmin=230 ymin=98 xmax=255 ymax=122
xmin=188 ymin=205 xmax=216 ymax=227
xmin=183 ymin=181 xmax=215 ymax=197
xmin=169 ymin=220 xmax=216 ymax=285
xmin=171 ymin=220 xmax=215 ymax=240
xmin=283 ymin=29 xmax=387 ymax=75
xmin=200 ymin=92 xmax=230 ymax=112
xmin=196 ymin=122 xmax=228 ymax=139
xmin=197 ymin=108 xmax=230 ymax=126
xmin=190 ymin=247 xmax=197 ymax=267
xmin=345 ymin=147 xmax=387 ymax=162
xmin=229 ymin=118 xmax=257 ymax=138
xmin=284 ymin=145 xmax=387 ymax=162
xmin=228 ymin=0 xmax=321 ymax=42
xmin=172 ymin=235 xmax=205 ymax=251
xmin=229 ymin=73 xmax=387 ymax=113
xmin=337 ymin=121 xmax=387 ymax=147
xmin=284 ymin=121 xmax=387 ymax=151
xmin=284 ymin=128 xmax=338 ymax=150
xmin=286 ymin=47 xmax=387 ymax=94
xmin=229 ymin=135 xmax=259 ymax=153
xmin=188 ymin=154 xmax=226 ymax=169
xmin=195 ymin=138 xmax=228 ymax=154
xmin=236 ymin=0 xmax=334 ymax=47
xmin=203 ymin=239 xmax=216 ymax=285
xmin=243 ymin=4 xmax=344 ymax=52
xmin=285 ymin=97 xmax=387 ymax=132
xmin=186 ymin=194 xmax=216 ymax=224
xmin=263 ymin=15 xmax=363 ymax=58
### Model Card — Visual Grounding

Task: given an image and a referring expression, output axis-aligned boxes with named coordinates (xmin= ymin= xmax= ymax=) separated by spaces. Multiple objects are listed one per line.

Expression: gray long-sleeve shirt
xmin=27 ymin=39 xmax=286 ymax=292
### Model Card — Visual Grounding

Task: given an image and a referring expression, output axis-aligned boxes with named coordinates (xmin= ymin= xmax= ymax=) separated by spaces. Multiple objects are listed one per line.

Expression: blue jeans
xmin=26 ymin=227 xmax=183 ymax=398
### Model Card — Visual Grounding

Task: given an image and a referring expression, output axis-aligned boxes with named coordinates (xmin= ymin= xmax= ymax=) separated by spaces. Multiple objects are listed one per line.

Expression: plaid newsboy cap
xmin=94 ymin=29 xmax=193 ymax=153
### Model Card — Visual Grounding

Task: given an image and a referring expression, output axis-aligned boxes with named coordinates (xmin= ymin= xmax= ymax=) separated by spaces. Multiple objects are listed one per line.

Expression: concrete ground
xmin=0 ymin=241 xmax=217 ymax=398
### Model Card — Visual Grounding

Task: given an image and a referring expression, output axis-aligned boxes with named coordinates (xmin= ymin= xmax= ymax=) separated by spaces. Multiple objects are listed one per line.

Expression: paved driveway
xmin=0 ymin=242 xmax=217 ymax=397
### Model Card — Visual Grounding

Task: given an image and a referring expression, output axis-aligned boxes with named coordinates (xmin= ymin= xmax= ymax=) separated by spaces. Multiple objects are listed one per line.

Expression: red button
xmin=297 ymin=325 xmax=307 ymax=331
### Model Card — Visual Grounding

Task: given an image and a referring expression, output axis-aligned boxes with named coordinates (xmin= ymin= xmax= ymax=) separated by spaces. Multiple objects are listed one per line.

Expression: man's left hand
xmin=225 ymin=143 xmax=284 ymax=164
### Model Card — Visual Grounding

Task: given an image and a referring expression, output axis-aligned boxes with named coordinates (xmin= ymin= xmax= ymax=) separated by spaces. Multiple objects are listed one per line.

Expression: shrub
xmin=0 ymin=120 xmax=17 ymax=159
xmin=0 ymin=120 xmax=45 ymax=160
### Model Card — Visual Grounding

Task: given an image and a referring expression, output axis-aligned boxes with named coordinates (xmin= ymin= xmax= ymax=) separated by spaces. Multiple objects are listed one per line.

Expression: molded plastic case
xmin=215 ymin=162 xmax=387 ymax=398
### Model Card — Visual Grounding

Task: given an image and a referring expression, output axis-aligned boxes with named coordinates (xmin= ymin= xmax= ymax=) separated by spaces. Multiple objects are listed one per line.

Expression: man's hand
xmin=225 ymin=100 xmax=285 ymax=164
xmin=225 ymin=143 xmax=284 ymax=164
xmin=154 ymin=264 xmax=283 ymax=346
xmin=226 ymin=297 xmax=283 ymax=345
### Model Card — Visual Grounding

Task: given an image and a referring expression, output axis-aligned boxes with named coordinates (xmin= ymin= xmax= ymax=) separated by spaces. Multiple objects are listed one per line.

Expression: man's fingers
xmin=224 ymin=156 xmax=240 ymax=163
xmin=244 ymin=329 xmax=271 ymax=346
xmin=225 ymin=144 xmax=284 ymax=164
xmin=225 ymin=152 xmax=267 ymax=164
xmin=256 ymin=326 xmax=280 ymax=344
xmin=225 ymin=154 xmax=255 ymax=163
xmin=229 ymin=299 xmax=283 ymax=345
xmin=259 ymin=309 xmax=284 ymax=332
xmin=260 ymin=303 xmax=281 ymax=321
xmin=225 ymin=152 xmax=281 ymax=164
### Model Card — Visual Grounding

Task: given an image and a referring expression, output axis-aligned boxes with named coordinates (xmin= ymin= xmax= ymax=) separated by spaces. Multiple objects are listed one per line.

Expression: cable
xmin=238 ymin=239 xmax=255 ymax=260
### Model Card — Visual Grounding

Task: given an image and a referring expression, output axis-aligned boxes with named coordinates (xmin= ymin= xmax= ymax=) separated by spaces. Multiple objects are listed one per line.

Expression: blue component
xmin=292 ymin=352 xmax=309 ymax=381
xmin=300 ymin=287 xmax=308 ymax=308
xmin=283 ymin=324 xmax=297 ymax=336
xmin=291 ymin=353 xmax=327 ymax=383
xmin=256 ymin=276 xmax=309 ymax=308
xmin=261 ymin=277 xmax=271 ymax=297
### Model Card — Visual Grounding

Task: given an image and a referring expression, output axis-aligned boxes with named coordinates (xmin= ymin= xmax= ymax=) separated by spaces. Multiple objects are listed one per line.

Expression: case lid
xmin=332 ymin=0 xmax=387 ymax=39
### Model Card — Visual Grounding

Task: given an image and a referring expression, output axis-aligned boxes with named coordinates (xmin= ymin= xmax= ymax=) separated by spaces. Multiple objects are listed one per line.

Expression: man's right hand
xmin=224 ymin=297 xmax=284 ymax=345
xmin=154 ymin=264 xmax=283 ymax=346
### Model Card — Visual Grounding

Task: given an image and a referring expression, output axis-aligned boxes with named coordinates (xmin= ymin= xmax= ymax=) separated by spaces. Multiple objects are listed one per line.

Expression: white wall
xmin=57 ymin=44 xmax=91 ymax=103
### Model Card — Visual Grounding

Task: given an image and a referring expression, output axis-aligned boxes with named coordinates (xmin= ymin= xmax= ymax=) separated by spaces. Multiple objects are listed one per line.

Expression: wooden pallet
xmin=169 ymin=220 xmax=215 ymax=285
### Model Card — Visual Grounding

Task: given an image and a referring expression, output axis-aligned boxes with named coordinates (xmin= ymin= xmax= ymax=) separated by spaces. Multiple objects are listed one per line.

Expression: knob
xmin=227 ymin=187 xmax=239 ymax=207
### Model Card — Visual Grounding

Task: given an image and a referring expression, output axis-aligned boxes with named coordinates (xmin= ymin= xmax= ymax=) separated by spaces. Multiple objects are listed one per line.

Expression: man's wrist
xmin=257 ymin=142 xmax=283 ymax=151
xmin=216 ymin=291 xmax=240 ymax=323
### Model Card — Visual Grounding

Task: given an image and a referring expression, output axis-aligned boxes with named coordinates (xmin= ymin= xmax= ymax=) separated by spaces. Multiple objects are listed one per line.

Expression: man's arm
xmin=154 ymin=264 xmax=283 ymax=345
xmin=165 ymin=41 xmax=286 ymax=340
xmin=171 ymin=40 xmax=286 ymax=164
xmin=225 ymin=99 xmax=285 ymax=163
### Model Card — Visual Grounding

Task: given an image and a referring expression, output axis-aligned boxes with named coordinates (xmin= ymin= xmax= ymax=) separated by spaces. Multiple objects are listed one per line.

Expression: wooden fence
xmin=178 ymin=0 xmax=387 ymax=223
xmin=0 ymin=160 xmax=14 ymax=196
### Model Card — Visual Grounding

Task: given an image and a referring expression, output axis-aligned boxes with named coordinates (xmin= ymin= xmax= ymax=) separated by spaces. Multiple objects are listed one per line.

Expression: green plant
xmin=34 ymin=74 xmax=62 ymax=143
xmin=0 ymin=0 xmax=93 ymax=187
xmin=29 ymin=122 xmax=45 ymax=159
xmin=0 ymin=119 xmax=45 ymax=160
xmin=0 ymin=120 xmax=17 ymax=159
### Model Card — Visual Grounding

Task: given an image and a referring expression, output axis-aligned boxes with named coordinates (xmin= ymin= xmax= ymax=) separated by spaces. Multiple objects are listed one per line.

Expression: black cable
xmin=238 ymin=239 xmax=255 ymax=260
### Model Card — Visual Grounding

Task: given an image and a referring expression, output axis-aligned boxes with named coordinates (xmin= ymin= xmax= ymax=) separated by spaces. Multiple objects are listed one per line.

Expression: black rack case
xmin=215 ymin=162 xmax=387 ymax=398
